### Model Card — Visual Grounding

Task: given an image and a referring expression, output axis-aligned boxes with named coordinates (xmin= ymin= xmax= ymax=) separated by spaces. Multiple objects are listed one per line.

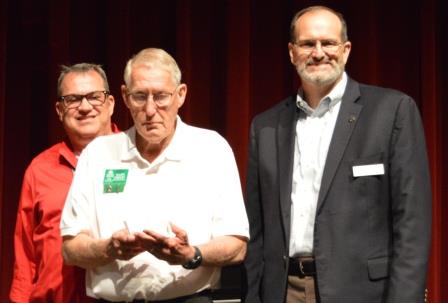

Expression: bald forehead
xmin=295 ymin=9 xmax=343 ymax=40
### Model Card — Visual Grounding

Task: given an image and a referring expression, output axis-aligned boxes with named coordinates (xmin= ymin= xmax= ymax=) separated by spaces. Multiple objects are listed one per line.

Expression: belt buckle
xmin=298 ymin=258 xmax=315 ymax=276
xmin=299 ymin=260 xmax=307 ymax=276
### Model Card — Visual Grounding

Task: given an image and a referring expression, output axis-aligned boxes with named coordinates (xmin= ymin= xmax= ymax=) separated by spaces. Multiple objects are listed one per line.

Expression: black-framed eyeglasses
xmin=126 ymin=87 xmax=177 ymax=108
xmin=59 ymin=91 xmax=109 ymax=109
xmin=293 ymin=39 xmax=343 ymax=54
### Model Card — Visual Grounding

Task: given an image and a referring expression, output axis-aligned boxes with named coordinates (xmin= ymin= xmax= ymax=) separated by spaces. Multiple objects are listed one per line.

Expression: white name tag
xmin=352 ymin=163 xmax=385 ymax=177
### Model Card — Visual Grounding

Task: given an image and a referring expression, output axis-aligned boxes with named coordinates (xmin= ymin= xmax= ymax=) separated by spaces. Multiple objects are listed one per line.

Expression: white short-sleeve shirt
xmin=60 ymin=117 xmax=249 ymax=301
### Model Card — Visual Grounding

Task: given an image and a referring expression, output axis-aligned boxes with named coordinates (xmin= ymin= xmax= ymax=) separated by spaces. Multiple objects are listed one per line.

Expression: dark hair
xmin=57 ymin=63 xmax=109 ymax=96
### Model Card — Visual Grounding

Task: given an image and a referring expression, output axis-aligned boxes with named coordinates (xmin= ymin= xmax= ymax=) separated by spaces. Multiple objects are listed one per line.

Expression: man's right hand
xmin=62 ymin=229 xmax=144 ymax=269
xmin=107 ymin=229 xmax=144 ymax=260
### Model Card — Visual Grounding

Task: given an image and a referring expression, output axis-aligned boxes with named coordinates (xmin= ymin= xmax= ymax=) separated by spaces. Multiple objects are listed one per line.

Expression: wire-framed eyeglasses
xmin=293 ymin=39 xmax=344 ymax=54
xmin=126 ymin=87 xmax=178 ymax=108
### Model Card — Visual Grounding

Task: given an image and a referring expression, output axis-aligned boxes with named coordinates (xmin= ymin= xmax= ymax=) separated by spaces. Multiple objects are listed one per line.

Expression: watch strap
xmin=182 ymin=246 xmax=203 ymax=269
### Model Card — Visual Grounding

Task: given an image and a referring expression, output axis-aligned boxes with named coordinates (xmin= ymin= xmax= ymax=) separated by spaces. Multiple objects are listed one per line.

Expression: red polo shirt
xmin=10 ymin=126 xmax=119 ymax=303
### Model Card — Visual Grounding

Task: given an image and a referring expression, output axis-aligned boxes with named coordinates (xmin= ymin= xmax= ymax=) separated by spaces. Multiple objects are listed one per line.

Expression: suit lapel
xmin=277 ymin=96 xmax=297 ymax=247
xmin=316 ymin=79 xmax=362 ymax=213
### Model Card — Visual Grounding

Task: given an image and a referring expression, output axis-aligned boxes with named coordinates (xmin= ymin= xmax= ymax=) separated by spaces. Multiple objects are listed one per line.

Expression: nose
xmin=311 ymin=43 xmax=325 ymax=59
xmin=144 ymin=98 xmax=157 ymax=117
xmin=77 ymin=97 xmax=93 ymax=111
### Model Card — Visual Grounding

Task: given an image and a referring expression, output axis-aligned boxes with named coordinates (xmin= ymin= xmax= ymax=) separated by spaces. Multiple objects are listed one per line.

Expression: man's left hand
xmin=134 ymin=223 xmax=195 ymax=265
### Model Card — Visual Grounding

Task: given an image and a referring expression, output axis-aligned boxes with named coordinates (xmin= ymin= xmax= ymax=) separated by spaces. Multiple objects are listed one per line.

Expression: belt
xmin=96 ymin=289 xmax=212 ymax=303
xmin=288 ymin=256 xmax=316 ymax=277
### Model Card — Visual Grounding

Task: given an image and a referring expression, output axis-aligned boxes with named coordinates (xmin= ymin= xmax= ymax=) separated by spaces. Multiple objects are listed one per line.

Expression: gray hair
xmin=290 ymin=6 xmax=348 ymax=43
xmin=123 ymin=48 xmax=181 ymax=87
xmin=57 ymin=63 xmax=109 ymax=96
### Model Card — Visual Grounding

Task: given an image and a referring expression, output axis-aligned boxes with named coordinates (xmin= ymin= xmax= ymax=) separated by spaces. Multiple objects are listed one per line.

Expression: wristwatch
xmin=182 ymin=246 xmax=203 ymax=269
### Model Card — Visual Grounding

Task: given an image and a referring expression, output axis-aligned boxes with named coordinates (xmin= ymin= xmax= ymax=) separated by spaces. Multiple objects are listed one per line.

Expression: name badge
xmin=352 ymin=163 xmax=385 ymax=177
xmin=103 ymin=169 xmax=129 ymax=193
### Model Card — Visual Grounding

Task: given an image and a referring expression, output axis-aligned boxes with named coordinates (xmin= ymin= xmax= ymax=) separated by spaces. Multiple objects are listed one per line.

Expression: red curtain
xmin=1 ymin=0 xmax=447 ymax=302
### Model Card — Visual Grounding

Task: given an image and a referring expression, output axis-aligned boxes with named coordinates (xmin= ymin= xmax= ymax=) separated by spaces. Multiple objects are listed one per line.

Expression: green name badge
xmin=103 ymin=169 xmax=129 ymax=193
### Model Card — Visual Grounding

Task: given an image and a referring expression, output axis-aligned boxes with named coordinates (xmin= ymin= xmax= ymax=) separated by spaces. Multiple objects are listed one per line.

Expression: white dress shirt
xmin=289 ymin=73 xmax=348 ymax=256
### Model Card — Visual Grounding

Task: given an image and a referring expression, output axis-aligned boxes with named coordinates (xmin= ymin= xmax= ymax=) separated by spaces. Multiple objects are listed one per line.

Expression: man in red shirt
xmin=9 ymin=63 xmax=118 ymax=303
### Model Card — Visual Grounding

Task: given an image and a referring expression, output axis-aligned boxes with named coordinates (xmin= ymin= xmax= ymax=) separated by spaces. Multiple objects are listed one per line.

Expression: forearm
xmin=62 ymin=231 xmax=113 ymax=269
xmin=10 ymin=260 xmax=34 ymax=303
xmin=243 ymin=123 xmax=264 ymax=302
xmin=11 ymin=194 xmax=35 ymax=303
xmin=9 ymin=273 xmax=32 ymax=303
xmin=199 ymin=235 xmax=247 ymax=267
xmin=386 ymin=97 xmax=432 ymax=302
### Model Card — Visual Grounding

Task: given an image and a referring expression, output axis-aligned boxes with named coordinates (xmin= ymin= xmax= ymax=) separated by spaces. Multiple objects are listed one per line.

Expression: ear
xmin=55 ymin=101 xmax=64 ymax=122
xmin=342 ymin=41 xmax=352 ymax=64
xmin=175 ymin=84 xmax=187 ymax=109
xmin=121 ymin=85 xmax=131 ymax=109
xmin=106 ymin=94 xmax=115 ymax=117
xmin=288 ymin=42 xmax=297 ymax=65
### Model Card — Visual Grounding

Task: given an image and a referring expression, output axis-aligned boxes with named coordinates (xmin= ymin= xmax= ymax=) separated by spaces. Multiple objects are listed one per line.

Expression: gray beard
xmin=297 ymin=62 xmax=344 ymax=87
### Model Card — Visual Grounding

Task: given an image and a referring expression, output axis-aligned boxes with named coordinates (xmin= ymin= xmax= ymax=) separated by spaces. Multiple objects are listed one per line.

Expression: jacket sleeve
xmin=9 ymin=169 xmax=36 ymax=303
xmin=386 ymin=96 xmax=432 ymax=303
xmin=243 ymin=120 xmax=264 ymax=303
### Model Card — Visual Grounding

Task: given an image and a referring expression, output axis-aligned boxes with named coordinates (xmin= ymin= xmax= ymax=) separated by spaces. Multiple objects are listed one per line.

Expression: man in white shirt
xmin=60 ymin=48 xmax=249 ymax=303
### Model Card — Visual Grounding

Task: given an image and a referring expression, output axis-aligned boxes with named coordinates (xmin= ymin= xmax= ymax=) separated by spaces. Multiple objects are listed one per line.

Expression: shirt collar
xmin=58 ymin=139 xmax=78 ymax=169
xmin=123 ymin=116 xmax=185 ymax=164
xmin=159 ymin=116 xmax=184 ymax=161
xmin=296 ymin=72 xmax=348 ymax=117
xmin=59 ymin=122 xmax=120 ymax=170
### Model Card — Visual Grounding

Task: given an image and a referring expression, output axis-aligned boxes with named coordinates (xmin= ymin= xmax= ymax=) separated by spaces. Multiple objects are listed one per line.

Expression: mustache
xmin=305 ymin=58 xmax=334 ymax=65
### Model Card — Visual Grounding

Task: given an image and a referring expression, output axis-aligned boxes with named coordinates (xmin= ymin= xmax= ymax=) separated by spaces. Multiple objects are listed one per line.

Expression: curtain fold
xmin=1 ymin=0 xmax=446 ymax=302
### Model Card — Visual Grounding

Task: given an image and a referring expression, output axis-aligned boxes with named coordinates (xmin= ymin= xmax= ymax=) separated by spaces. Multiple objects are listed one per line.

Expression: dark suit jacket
xmin=244 ymin=78 xmax=432 ymax=303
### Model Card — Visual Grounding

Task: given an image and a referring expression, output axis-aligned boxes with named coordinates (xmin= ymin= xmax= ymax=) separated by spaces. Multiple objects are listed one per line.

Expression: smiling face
xmin=288 ymin=9 xmax=351 ymax=87
xmin=55 ymin=70 xmax=114 ymax=150
xmin=121 ymin=64 xmax=186 ymax=160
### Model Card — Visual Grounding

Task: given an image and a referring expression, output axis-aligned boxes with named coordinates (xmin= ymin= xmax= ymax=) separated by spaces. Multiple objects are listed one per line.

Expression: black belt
xmin=96 ymin=289 xmax=212 ymax=303
xmin=288 ymin=257 xmax=316 ymax=277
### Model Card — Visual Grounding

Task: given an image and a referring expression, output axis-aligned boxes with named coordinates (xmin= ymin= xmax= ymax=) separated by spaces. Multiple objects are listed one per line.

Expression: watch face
xmin=182 ymin=246 xmax=203 ymax=269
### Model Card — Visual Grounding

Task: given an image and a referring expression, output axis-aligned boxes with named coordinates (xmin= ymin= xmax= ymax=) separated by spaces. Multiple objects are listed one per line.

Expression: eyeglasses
xmin=59 ymin=91 xmax=109 ymax=109
xmin=126 ymin=87 xmax=177 ymax=108
xmin=293 ymin=39 xmax=343 ymax=54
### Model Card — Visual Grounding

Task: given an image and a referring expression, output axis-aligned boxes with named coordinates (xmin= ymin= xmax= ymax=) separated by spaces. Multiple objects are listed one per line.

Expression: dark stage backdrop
xmin=1 ymin=0 xmax=447 ymax=302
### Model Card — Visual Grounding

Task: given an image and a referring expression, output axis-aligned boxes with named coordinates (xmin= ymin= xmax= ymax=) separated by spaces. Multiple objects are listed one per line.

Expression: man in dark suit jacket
xmin=244 ymin=5 xmax=431 ymax=303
